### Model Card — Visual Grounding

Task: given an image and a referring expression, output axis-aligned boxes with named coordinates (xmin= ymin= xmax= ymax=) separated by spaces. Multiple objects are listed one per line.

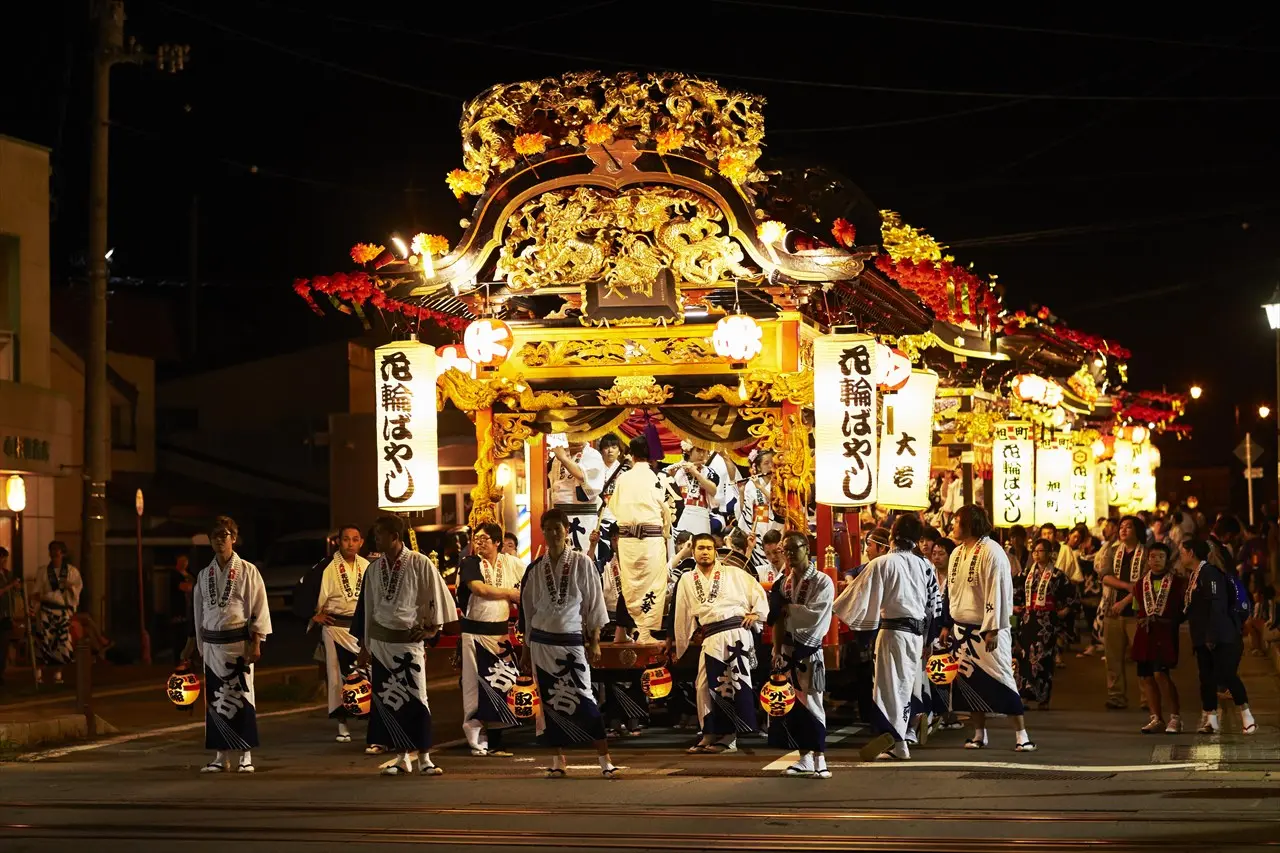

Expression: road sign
xmin=1235 ymin=436 xmax=1262 ymax=464
xmin=1246 ymin=467 xmax=1263 ymax=479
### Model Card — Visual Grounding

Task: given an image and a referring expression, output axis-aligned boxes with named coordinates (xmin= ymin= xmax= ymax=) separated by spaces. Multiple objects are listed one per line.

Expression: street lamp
xmin=1261 ymin=405 xmax=1272 ymax=419
xmin=1190 ymin=385 xmax=1203 ymax=400
xmin=1265 ymin=284 xmax=1280 ymax=515
xmin=135 ymin=488 xmax=150 ymax=665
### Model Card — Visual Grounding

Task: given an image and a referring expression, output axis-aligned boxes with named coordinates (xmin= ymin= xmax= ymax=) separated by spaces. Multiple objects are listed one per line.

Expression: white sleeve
xmin=981 ymin=543 xmax=1012 ymax=634
xmin=422 ymin=558 xmax=459 ymax=627
xmin=578 ymin=555 xmax=608 ymax=634
xmin=192 ymin=570 xmax=206 ymax=645
xmin=674 ymin=574 xmax=695 ymax=659
xmin=245 ymin=565 xmax=272 ymax=639
xmin=747 ymin=574 xmax=770 ymax=625
xmin=317 ymin=565 xmax=337 ymax=612
xmin=790 ymin=574 xmax=834 ymax=655
xmin=833 ymin=559 xmax=884 ymax=631
xmin=67 ymin=566 xmax=84 ymax=611
xmin=581 ymin=451 xmax=605 ymax=502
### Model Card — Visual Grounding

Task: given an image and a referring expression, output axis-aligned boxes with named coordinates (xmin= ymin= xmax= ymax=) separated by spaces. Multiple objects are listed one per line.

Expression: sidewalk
xmin=0 ymin=661 xmax=322 ymax=748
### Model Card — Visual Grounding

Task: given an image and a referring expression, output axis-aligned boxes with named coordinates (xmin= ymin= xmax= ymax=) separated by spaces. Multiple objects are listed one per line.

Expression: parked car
xmin=260 ymin=530 xmax=332 ymax=612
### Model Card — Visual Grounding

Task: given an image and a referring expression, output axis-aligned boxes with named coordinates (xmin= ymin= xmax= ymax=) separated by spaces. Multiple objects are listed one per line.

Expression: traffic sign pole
xmin=1246 ymin=433 xmax=1255 ymax=527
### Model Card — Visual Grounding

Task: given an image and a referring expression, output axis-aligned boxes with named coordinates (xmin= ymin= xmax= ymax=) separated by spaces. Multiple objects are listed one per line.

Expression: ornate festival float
xmin=293 ymin=71 xmax=1184 ymax=671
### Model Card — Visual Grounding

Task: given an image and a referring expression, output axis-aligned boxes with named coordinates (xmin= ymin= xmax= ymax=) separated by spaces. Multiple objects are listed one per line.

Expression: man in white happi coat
xmin=457 ymin=521 xmax=523 ymax=756
xmin=549 ymin=435 xmax=606 ymax=552
xmin=672 ymin=532 xmax=769 ymax=754
xmin=768 ymin=532 xmax=835 ymax=777
xmin=519 ymin=508 xmax=618 ymax=778
xmin=942 ymin=504 xmax=1036 ymax=753
xmin=190 ymin=516 xmax=272 ymax=773
xmin=353 ymin=515 xmax=457 ymax=776
xmin=596 ymin=433 xmax=627 ymax=530
xmin=737 ymin=450 xmax=783 ymax=577
xmin=609 ymin=435 xmax=674 ymax=643
xmin=834 ymin=515 xmax=933 ymax=761
xmin=672 ymin=444 xmax=721 ymax=536
xmin=313 ymin=524 xmax=368 ymax=743
xmin=30 ymin=540 xmax=83 ymax=685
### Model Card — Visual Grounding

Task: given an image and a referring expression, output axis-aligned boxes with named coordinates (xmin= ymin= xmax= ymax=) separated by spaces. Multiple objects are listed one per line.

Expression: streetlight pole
xmin=135 ymin=488 xmax=149 ymax=665
xmin=1264 ymin=286 xmax=1280 ymax=520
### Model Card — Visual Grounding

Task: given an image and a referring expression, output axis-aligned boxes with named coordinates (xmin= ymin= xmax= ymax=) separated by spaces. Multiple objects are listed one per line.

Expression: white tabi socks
xmin=238 ymin=750 xmax=254 ymax=772
xmin=814 ymin=753 xmax=831 ymax=779
xmin=420 ymin=751 xmax=443 ymax=775
xmin=1241 ymin=705 xmax=1257 ymax=733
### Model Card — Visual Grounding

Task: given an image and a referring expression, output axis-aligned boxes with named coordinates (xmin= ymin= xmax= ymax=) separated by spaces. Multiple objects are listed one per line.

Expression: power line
xmin=152 ymin=0 xmax=463 ymax=101
xmin=707 ymin=1 xmax=1280 ymax=53
xmin=947 ymin=202 xmax=1280 ymax=249
xmin=253 ymin=5 xmax=1280 ymax=102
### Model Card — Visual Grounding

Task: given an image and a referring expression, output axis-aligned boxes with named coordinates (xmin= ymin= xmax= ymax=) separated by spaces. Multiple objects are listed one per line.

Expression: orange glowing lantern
xmin=759 ymin=673 xmax=796 ymax=717
xmin=507 ymin=675 xmax=541 ymax=719
xmin=640 ymin=664 xmax=673 ymax=700
xmin=341 ymin=670 xmax=373 ymax=718
xmin=926 ymin=652 xmax=960 ymax=686
xmin=463 ymin=318 xmax=514 ymax=367
xmin=166 ymin=664 xmax=201 ymax=708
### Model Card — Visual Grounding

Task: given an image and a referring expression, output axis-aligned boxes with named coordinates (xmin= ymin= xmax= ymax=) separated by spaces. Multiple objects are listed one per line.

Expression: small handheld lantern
xmin=341 ymin=670 xmax=373 ymax=718
xmin=640 ymin=664 xmax=673 ymax=700
xmin=926 ymin=652 xmax=960 ymax=686
xmin=508 ymin=675 xmax=541 ymax=719
xmin=759 ymin=673 xmax=796 ymax=717
xmin=166 ymin=664 xmax=201 ymax=708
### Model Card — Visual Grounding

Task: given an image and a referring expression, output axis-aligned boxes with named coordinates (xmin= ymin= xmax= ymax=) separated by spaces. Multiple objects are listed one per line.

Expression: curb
xmin=1 ymin=715 xmax=119 ymax=748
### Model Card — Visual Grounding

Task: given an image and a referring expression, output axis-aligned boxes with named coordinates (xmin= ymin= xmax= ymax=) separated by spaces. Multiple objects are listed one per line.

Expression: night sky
xmin=8 ymin=2 xmax=1280 ymax=487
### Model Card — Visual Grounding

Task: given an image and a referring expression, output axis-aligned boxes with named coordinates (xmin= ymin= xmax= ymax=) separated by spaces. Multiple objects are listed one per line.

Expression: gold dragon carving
xmin=437 ymin=368 xmax=577 ymax=413
xmin=695 ymin=370 xmax=814 ymax=408
xmin=496 ymin=186 xmax=753 ymax=294
xmin=470 ymin=413 xmax=537 ymax=529
xmin=458 ymin=70 xmax=766 ymax=185
xmin=518 ymin=336 xmax=722 ymax=367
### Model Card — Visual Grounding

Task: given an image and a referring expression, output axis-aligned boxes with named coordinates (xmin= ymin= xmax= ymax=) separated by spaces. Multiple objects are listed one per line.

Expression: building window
xmin=111 ymin=402 xmax=137 ymax=450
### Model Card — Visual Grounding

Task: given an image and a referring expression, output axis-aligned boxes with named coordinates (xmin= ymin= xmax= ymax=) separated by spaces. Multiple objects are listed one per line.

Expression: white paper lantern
xmin=435 ymin=344 xmax=475 ymax=379
xmin=814 ymin=332 xmax=878 ymax=506
xmin=876 ymin=370 xmax=937 ymax=510
xmin=992 ymin=422 xmax=1034 ymax=528
xmin=1034 ymin=437 xmax=1072 ymax=528
xmin=712 ymin=314 xmax=763 ymax=362
xmin=1069 ymin=445 xmax=1097 ymax=527
xmin=4 ymin=474 xmax=26 ymax=513
xmin=874 ymin=343 xmax=912 ymax=391
xmin=463 ymin=319 xmax=514 ymax=367
xmin=1111 ymin=438 xmax=1134 ymax=506
xmin=374 ymin=339 xmax=440 ymax=512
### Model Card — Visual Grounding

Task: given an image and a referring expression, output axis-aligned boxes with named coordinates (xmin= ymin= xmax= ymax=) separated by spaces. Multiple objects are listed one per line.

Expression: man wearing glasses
xmin=189 ymin=516 xmax=272 ymax=773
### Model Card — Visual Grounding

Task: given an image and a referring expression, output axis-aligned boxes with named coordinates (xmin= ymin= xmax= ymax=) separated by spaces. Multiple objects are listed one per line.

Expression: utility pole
xmin=85 ymin=0 xmax=187 ymax=628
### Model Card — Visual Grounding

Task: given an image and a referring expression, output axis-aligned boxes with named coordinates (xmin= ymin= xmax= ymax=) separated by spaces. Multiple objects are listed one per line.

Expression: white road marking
xmin=827 ymin=760 xmax=1213 ymax=773
xmin=762 ymin=725 xmax=864 ymax=771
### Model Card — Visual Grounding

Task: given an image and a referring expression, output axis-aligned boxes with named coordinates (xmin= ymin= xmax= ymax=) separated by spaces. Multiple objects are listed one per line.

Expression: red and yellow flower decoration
xmin=513 ymin=133 xmax=548 ymax=156
xmin=349 ymin=243 xmax=385 ymax=265
xmin=411 ymin=233 xmax=450 ymax=257
xmin=831 ymin=218 xmax=856 ymax=248
xmin=293 ymin=272 xmax=468 ymax=332
xmin=718 ymin=154 xmax=750 ymax=184
xmin=655 ymin=127 xmax=685 ymax=154
xmin=582 ymin=123 xmax=613 ymax=145
xmin=445 ymin=168 xmax=486 ymax=198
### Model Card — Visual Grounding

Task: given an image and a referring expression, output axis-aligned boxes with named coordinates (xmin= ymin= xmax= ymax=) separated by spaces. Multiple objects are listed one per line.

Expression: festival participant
xmin=1132 ymin=543 xmax=1185 ymax=733
xmin=191 ymin=517 xmax=271 ymax=773
xmin=673 ymin=444 xmax=721 ymax=536
xmin=673 ymin=532 xmax=768 ymax=754
xmin=737 ymin=450 xmax=783 ymax=577
xmin=518 ymin=509 xmax=617 ymax=778
xmin=549 ymin=435 xmax=606 ymax=552
xmin=313 ymin=524 xmax=368 ymax=743
xmin=768 ymin=532 xmax=835 ymax=778
xmin=502 ymin=532 xmax=521 ymax=561
xmin=596 ymin=434 xmax=627 ymax=529
xmin=834 ymin=515 xmax=933 ymax=760
xmin=609 ymin=435 xmax=673 ymax=643
xmin=457 ymin=522 xmax=523 ymax=757
xmin=762 ymin=529 xmax=787 ymax=583
xmin=30 ymin=541 xmax=82 ymax=685
xmin=1181 ymin=539 xmax=1257 ymax=735
xmin=353 ymin=515 xmax=457 ymax=776
xmin=943 ymin=505 xmax=1035 ymax=752
xmin=1100 ymin=515 xmax=1147 ymax=710
xmin=1015 ymin=539 xmax=1077 ymax=710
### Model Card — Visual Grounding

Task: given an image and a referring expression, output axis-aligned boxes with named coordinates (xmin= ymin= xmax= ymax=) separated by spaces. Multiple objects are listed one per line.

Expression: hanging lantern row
xmin=1012 ymin=374 xmax=1064 ymax=408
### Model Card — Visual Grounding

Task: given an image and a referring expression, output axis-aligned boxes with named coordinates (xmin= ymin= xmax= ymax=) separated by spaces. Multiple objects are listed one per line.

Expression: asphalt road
xmin=3 ymin=638 xmax=1278 ymax=852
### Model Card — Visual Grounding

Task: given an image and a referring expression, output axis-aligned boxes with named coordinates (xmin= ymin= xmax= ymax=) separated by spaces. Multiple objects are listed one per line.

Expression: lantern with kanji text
xmin=640 ymin=664 xmax=673 ymax=700
xmin=926 ymin=652 xmax=960 ymax=685
xmin=341 ymin=670 xmax=373 ymax=717
xmin=166 ymin=664 xmax=201 ymax=708
xmin=759 ymin=673 xmax=796 ymax=717
xmin=508 ymin=675 xmax=541 ymax=719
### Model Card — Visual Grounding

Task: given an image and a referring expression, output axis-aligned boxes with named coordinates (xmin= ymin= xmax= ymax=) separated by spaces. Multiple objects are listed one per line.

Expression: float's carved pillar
xmin=470 ymin=407 xmax=497 ymax=530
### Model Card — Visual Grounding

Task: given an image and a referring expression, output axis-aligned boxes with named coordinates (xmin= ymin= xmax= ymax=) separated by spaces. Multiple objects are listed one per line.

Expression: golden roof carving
xmin=459 ymin=70 xmax=766 ymax=186
xmin=517 ymin=336 xmax=723 ymax=368
xmin=596 ymin=376 xmax=673 ymax=407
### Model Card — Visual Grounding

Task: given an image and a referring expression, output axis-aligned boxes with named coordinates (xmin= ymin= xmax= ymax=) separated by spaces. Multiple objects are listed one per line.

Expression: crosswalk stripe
xmin=761 ymin=725 xmax=864 ymax=771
